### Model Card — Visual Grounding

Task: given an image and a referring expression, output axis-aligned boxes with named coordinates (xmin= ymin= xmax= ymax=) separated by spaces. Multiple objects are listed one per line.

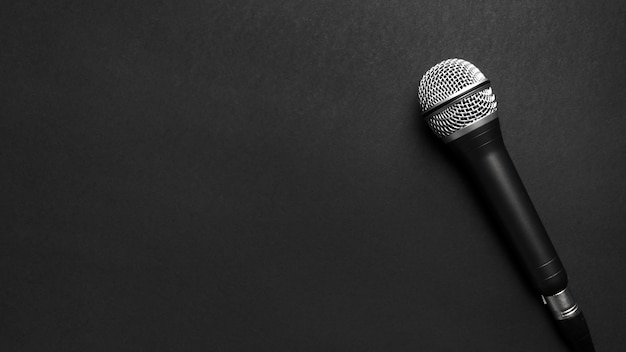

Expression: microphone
xmin=418 ymin=58 xmax=594 ymax=352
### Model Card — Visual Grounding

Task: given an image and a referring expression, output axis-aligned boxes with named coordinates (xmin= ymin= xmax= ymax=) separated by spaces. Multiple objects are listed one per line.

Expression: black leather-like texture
xmin=2 ymin=1 xmax=625 ymax=351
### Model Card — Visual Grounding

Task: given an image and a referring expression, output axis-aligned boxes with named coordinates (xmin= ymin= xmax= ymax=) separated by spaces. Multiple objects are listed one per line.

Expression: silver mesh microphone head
xmin=418 ymin=58 xmax=498 ymax=141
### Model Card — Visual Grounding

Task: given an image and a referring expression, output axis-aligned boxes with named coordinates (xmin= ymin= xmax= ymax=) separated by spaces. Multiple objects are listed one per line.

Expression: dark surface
xmin=2 ymin=1 xmax=625 ymax=351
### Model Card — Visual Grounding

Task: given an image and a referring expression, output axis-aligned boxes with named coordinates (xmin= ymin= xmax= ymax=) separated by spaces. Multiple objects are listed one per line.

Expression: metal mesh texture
xmin=418 ymin=58 xmax=498 ymax=138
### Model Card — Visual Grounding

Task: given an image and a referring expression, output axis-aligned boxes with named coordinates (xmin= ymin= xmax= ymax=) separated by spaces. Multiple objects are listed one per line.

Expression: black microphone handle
xmin=446 ymin=117 xmax=568 ymax=296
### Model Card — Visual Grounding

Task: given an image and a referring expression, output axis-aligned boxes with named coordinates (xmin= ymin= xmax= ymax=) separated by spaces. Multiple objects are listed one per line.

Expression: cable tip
xmin=554 ymin=311 xmax=595 ymax=352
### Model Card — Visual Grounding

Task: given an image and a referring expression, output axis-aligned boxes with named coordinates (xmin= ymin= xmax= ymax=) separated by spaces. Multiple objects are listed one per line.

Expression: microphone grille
xmin=418 ymin=59 xmax=497 ymax=138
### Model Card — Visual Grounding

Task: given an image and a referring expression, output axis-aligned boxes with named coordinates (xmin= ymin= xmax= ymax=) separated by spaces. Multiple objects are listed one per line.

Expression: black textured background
xmin=2 ymin=1 xmax=625 ymax=351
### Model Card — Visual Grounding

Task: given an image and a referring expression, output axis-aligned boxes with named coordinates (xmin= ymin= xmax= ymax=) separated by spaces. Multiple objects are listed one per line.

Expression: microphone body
xmin=447 ymin=116 xmax=567 ymax=295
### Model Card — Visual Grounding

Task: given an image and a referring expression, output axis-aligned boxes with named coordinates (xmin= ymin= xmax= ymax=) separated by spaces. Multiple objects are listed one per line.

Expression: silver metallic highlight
xmin=542 ymin=287 xmax=581 ymax=321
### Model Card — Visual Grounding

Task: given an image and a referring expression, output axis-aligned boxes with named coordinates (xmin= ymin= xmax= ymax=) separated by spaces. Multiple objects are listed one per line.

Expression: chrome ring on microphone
xmin=422 ymin=79 xmax=491 ymax=119
xmin=542 ymin=287 xmax=581 ymax=321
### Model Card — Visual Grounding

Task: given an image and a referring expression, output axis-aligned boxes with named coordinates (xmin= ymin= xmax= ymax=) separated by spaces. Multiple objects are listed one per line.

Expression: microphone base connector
xmin=542 ymin=287 xmax=580 ymax=320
